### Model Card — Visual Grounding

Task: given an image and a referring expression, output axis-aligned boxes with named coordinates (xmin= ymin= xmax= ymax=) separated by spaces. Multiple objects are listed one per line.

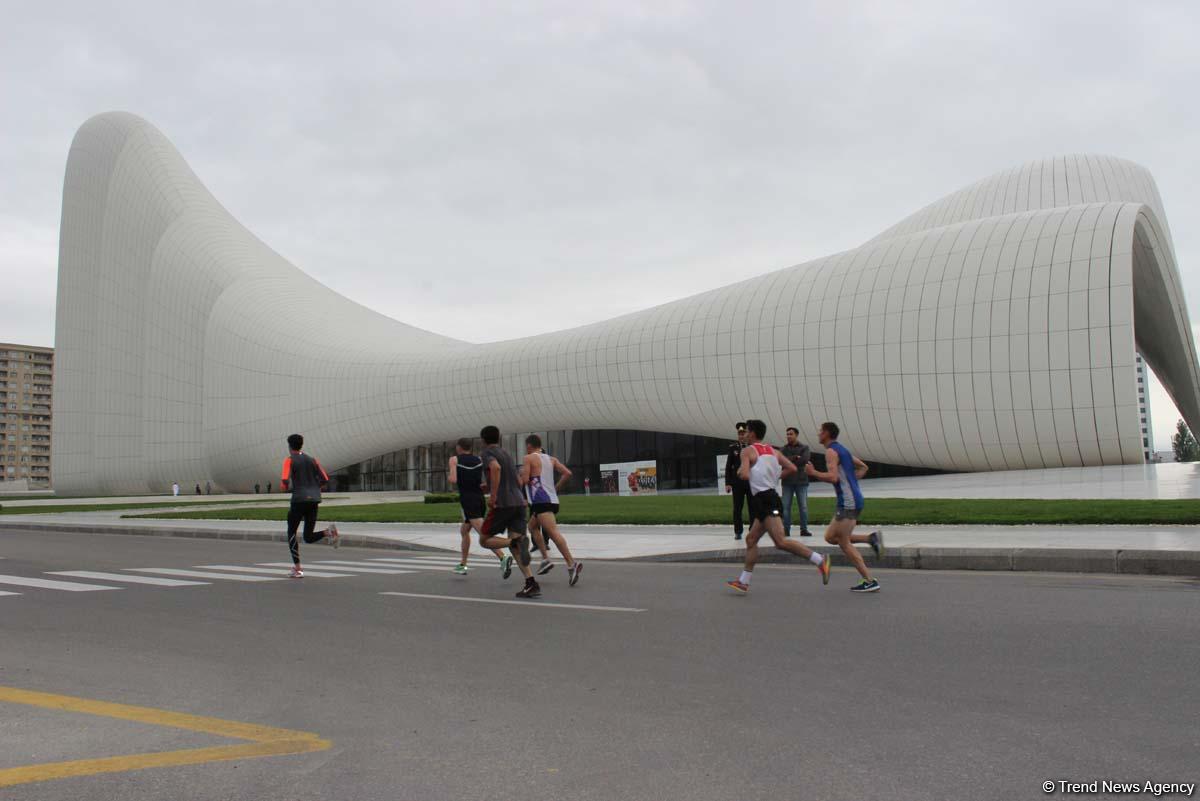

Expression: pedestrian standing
xmin=780 ymin=427 xmax=812 ymax=537
xmin=724 ymin=422 xmax=750 ymax=540
xmin=172 ymin=481 xmax=180 ymax=497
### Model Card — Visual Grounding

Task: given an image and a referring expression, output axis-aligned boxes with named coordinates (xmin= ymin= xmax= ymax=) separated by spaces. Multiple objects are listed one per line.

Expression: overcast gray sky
xmin=3 ymin=1 xmax=1198 ymax=448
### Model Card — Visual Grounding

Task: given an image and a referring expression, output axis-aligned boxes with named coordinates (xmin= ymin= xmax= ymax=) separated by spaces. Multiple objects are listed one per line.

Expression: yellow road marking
xmin=0 ymin=685 xmax=331 ymax=789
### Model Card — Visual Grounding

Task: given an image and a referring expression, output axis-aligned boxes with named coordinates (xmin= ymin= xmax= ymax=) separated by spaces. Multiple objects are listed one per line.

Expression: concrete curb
xmin=628 ymin=544 xmax=1200 ymax=576
xmin=3 ymin=520 xmax=1199 ymax=576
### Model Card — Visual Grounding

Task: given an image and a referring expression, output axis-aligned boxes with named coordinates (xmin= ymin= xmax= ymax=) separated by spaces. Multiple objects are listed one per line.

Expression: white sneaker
xmin=289 ymin=566 xmax=304 ymax=579
xmin=326 ymin=523 xmax=340 ymax=548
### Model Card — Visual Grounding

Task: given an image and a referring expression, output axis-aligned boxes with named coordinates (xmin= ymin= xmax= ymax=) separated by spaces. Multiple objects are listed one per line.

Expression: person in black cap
xmin=724 ymin=422 xmax=750 ymax=540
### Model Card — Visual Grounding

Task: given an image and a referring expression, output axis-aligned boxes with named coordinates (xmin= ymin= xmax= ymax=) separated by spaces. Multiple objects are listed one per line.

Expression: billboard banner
xmin=599 ymin=460 xmax=657 ymax=496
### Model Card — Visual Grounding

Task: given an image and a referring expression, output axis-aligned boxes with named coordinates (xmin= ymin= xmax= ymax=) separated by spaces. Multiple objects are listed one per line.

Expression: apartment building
xmin=0 ymin=343 xmax=53 ymax=488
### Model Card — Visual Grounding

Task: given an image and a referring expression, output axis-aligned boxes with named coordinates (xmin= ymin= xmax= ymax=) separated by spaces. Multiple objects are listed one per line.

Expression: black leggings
xmin=287 ymin=501 xmax=325 ymax=564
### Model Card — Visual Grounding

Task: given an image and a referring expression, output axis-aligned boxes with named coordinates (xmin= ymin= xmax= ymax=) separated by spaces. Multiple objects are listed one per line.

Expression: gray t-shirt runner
xmin=779 ymin=443 xmax=811 ymax=486
xmin=481 ymin=445 xmax=525 ymax=508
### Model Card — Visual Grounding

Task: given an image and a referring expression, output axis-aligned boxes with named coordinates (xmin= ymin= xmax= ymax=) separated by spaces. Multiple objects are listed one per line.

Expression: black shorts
xmin=459 ymin=494 xmax=486 ymax=521
xmin=530 ymin=502 xmax=559 ymax=517
xmin=748 ymin=489 xmax=783 ymax=523
xmin=481 ymin=505 xmax=526 ymax=537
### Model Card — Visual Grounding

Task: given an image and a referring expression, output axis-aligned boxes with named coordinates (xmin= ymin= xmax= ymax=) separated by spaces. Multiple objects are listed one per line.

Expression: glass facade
xmin=331 ymin=429 xmax=733 ymax=494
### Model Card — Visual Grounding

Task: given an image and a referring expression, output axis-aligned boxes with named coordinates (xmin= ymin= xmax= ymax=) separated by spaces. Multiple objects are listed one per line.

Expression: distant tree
xmin=1171 ymin=419 xmax=1199 ymax=462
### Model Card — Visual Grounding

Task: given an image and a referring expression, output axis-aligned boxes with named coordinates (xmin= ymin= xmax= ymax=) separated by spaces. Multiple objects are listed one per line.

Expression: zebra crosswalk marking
xmin=369 ymin=558 xmax=473 ymax=567
xmin=126 ymin=568 xmax=283 ymax=582
xmin=0 ymin=574 xmax=119 ymax=592
xmin=256 ymin=562 xmax=417 ymax=575
xmin=196 ymin=565 xmax=356 ymax=578
xmin=48 ymin=571 xmax=209 ymax=587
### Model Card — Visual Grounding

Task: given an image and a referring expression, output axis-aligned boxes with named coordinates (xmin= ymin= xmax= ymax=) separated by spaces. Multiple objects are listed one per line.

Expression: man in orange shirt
xmin=280 ymin=433 xmax=340 ymax=578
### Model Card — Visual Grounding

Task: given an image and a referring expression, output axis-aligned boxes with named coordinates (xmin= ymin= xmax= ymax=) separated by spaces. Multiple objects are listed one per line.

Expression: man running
xmin=521 ymin=434 xmax=583 ymax=586
xmin=279 ymin=433 xmax=340 ymax=578
xmin=805 ymin=421 xmax=884 ymax=592
xmin=479 ymin=425 xmax=540 ymax=598
xmin=448 ymin=438 xmax=510 ymax=577
xmin=726 ymin=419 xmax=829 ymax=593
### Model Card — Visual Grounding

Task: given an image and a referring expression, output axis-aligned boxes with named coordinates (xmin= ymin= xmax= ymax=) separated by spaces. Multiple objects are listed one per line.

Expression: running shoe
xmin=537 ymin=560 xmax=555 ymax=576
xmin=515 ymin=578 xmax=541 ymax=598
xmin=326 ymin=523 xmax=340 ymax=548
xmin=501 ymin=555 xmax=514 ymax=580
xmin=453 ymin=564 xmax=469 ymax=575
xmin=800 ymin=530 xmax=813 ymax=537
xmin=868 ymin=530 xmax=885 ymax=559
xmin=850 ymin=578 xmax=881 ymax=593
xmin=288 ymin=566 xmax=304 ymax=579
xmin=726 ymin=579 xmax=749 ymax=594
xmin=818 ymin=556 xmax=831 ymax=585
xmin=568 ymin=561 xmax=583 ymax=587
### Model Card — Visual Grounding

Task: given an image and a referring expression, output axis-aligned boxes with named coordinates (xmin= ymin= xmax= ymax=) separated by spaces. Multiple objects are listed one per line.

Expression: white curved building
xmin=51 ymin=112 xmax=1200 ymax=494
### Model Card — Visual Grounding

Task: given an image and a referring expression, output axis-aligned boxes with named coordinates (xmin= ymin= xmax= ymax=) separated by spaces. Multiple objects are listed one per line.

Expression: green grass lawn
xmin=124 ymin=494 xmax=1200 ymax=526
xmin=1 ymin=498 xmax=298 ymax=516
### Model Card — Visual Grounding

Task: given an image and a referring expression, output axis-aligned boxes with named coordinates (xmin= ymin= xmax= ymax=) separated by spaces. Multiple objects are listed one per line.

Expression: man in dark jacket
xmin=723 ymin=422 xmax=750 ymax=540
xmin=780 ymin=426 xmax=813 ymax=536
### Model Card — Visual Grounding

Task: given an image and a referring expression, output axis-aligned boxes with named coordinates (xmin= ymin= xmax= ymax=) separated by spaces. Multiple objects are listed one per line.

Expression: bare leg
xmin=766 ymin=517 xmax=815 ymax=560
xmin=480 ymin=534 xmax=512 ymax=551
xmin=743 ymin=520 xmax=765 ymax=572
xmin=537 ymin=513 xmax=575 ymax=567
xmin=510 ymin=535 xmax=533 ymax=579
xmin=459 ymin=521 xmax=472 ymax=565
xmin=467 ymin=518 xmax=506 ymax=561
xmin=825 ymin=518 xmax=870 ymax=579
xmin=528 ymin=516 xmax=551 ymax=560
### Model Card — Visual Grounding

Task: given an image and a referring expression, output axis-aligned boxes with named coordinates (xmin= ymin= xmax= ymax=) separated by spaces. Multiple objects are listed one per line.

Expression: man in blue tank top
xmin=805 ymin=421 xmax=884 ymax=592
xmin=448 ymin=437 xmax=509 ymax=578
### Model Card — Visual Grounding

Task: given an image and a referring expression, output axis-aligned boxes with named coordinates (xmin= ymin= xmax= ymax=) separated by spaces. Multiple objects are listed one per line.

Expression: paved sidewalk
xmin=0 ymin=491 xmax=423 ymax=509
xmin=2 ymin=511 xmax=1198 ymax=576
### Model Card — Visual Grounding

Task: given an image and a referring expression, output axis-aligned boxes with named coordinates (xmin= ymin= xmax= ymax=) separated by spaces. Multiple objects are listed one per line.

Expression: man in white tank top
xmin=520 ymin=434 xmax=583 ymax=586
xmin=726 ymin=419 xmax=829 ymax=594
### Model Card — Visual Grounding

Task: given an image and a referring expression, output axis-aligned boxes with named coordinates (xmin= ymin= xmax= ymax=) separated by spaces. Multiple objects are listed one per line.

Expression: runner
xmin=279 ymin=433 xmax=340 ymax=578
xmin=479 ymin=425 xmax=540 ymax=598
xmin=726 ymin=420 xmax=829 ymax=593
xmin=520 ymin=434 xmax=583 ymax=586
xmin=805 ymin=421 xmax=884 ymax=592
xmin=447 ymin=437 xmax=510 ymax=578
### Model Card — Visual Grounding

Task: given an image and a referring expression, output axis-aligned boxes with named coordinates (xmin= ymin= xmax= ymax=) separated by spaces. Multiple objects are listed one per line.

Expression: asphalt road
xmin=1 ymin=529 xmax=1197 ymax=801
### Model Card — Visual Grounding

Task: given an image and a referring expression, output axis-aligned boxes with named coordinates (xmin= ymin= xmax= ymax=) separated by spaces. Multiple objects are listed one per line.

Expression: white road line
xmin=48 ymin=571 xmax=210 ymax=587
xmin=380 ymin=591 xmax=645 ymax=613
xmin=197 ymin=565 xmax=356 ymax=578
xmin=256 ymin=562 xmax=417 ymax=575
xmin=126 ymin=568 xmax=283 ymax=582
xmin=0 ymin=574 xmax=120 ymax=592
xmin=365 ymin=559 xmax=471 ymax=569
xmin=371 ymin=556 xmax=463 ymax=564
xmin=0 ymin=590 xmax=20 ymax=597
